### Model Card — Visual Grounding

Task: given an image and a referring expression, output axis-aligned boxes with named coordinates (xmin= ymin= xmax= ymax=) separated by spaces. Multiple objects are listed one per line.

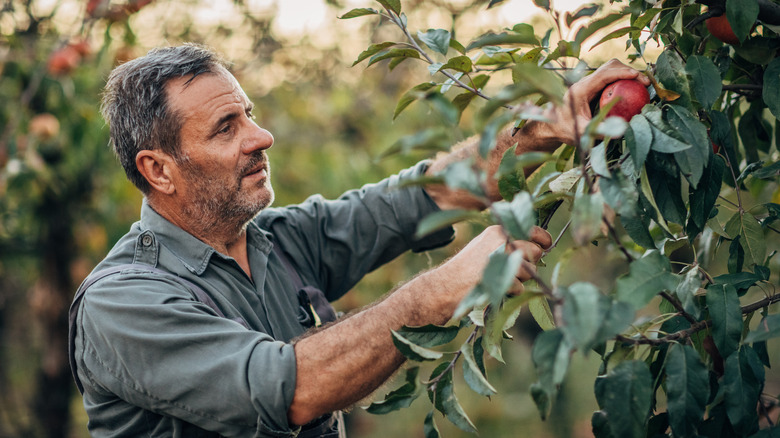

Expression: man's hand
xmin=441 ymin=225 xmax=552 ymax=296
xmin=521 ymin=59 xmax=652 ymax=150
xmin=426 ymin=59 xmax=650 ymax=210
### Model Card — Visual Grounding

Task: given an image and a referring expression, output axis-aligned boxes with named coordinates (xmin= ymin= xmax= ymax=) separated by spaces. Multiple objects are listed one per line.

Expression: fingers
xmin=507 ymin=226 xmax=551 ymax=287
xmin=569 ymin=59 xmax=649 ymax=106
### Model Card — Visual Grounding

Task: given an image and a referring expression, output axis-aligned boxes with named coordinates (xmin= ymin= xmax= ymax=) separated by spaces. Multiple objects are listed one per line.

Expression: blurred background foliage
xmin=0 ymin=0 xmax=715 ymax=437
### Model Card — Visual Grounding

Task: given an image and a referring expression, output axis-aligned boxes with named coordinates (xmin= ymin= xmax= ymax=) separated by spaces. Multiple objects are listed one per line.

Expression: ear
xmin=136 ymin=150 xmax=178 ymax=195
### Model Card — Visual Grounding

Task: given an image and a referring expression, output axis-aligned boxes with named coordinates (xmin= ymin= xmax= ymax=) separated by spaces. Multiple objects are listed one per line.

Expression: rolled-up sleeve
xmin=257 ymin=161 xmax=456 ymax=301
xmin=75 ymin=271 xmax=298 ymax=437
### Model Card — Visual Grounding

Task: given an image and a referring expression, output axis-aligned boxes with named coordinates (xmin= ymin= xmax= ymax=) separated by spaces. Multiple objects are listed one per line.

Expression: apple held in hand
xmin=706 ymin=14 xmax=740 ymax=45
xmin=598 ymin=79 xmax=651 ymax=122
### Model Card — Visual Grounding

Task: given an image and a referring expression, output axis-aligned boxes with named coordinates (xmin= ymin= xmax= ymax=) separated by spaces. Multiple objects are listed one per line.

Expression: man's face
xmin=165 ymin=68 xmax=275 ymax=230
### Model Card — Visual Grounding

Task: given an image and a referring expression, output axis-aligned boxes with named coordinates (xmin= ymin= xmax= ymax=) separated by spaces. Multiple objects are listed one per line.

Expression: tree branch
xmin=616 ymin=293 xmax=780 ymax=345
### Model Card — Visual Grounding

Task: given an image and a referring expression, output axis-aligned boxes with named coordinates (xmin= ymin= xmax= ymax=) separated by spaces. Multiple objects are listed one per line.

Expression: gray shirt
xmin=72 ymin=162 xmax=454 ymax=437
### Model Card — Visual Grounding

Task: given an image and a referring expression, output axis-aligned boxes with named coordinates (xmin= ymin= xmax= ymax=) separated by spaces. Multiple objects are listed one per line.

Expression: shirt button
xmin=141 ymin=234 xmax=153 ymax=247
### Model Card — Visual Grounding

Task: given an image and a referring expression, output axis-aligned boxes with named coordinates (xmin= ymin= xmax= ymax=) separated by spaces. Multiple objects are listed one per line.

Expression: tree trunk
xmin=31 ymin=194 xmax=75 ymax=438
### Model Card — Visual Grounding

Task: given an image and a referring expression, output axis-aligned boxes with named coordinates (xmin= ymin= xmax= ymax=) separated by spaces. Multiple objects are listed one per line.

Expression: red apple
xmin=706 ymin=14 xmax=740 ymax=45
xmin=598 ymin=79 xmax=650 ymax=122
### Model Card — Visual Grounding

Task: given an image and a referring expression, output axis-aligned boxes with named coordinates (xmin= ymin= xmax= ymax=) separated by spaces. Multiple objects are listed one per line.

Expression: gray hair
xmin=100 ymin=43 xmax=229 ymax=193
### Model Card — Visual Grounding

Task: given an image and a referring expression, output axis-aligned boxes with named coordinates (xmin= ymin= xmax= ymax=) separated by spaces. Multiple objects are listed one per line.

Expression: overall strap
xmin=271 ymin=243 xmax=304 ymax=290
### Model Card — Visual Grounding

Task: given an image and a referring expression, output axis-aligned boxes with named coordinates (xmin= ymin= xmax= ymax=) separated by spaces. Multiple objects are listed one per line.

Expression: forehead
xmin=165 ymin=67 xmax=248 ymax=120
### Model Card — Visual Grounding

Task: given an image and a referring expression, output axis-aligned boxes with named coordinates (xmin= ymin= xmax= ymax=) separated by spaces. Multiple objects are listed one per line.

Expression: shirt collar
xmin=139 ymin=199 xmax=273 ymax=275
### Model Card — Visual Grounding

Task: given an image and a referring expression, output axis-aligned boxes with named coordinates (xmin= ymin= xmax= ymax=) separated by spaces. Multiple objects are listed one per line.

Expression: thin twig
xmin=721 ymin=144 xmax=745 ymax=213
xmin=659 ymin=291 xmax=698 ymax=325
xmin=617 ymin=294 xmax=780 ymax=345
xmin=425 ymin=327 xmax=479 ymax=388
xmin=388 ymin=11 xmax=491 ymax=101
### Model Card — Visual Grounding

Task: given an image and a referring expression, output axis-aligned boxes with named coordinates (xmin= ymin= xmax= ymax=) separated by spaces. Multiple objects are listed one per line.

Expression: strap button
xmin=141 ymin=234 xmax=153 ymax=247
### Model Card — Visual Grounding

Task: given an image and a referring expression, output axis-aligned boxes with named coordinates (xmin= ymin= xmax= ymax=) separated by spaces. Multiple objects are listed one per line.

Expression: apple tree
xmin=341 ymin=0 xmax=780 ymax=437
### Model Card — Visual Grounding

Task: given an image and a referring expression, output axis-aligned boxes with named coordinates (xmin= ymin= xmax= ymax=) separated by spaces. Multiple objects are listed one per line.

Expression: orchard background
xmin=2 ymin=0 xmax=780 ymax=437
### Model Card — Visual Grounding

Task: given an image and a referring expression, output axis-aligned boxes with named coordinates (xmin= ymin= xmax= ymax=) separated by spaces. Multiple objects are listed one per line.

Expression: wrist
xmin=516 ymin=120 xmax=566 ymax=151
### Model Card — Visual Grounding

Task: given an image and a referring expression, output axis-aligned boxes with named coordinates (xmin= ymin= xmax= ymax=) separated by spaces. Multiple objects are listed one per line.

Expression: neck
xmin=147 ymin=195 xmax=253 ymax=278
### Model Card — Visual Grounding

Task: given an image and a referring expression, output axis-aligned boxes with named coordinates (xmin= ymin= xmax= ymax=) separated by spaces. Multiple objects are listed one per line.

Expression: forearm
xmin=287 ymin=267 xmax=463 ymax=426
xmin=425 ymin=120 xmax=562 ymax=210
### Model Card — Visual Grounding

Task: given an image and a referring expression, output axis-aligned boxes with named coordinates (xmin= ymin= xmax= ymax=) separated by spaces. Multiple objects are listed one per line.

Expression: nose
xmin=242 ymin=122 xmax=274 ymax=155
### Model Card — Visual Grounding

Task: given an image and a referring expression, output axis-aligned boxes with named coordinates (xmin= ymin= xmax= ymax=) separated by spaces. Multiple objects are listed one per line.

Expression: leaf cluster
xmin=348 ymin=0 xmax=780 ymax=436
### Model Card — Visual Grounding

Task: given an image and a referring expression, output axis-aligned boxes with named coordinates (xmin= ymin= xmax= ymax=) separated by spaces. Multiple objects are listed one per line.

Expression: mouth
xmin=242 ymin=162 xmax=268 ymax=182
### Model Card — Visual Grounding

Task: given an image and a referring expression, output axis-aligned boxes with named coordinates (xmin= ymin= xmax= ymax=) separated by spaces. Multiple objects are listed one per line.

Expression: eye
xmin=217 ymin=124 xmax=232 ymax=135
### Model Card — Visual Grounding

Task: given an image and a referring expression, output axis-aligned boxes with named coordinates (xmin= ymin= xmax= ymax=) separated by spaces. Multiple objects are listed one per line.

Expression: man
xmin=69 ymin=44 xmax=648 ymax=437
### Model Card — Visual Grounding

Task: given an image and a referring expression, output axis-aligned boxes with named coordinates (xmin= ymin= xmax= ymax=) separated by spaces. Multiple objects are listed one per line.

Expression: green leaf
xmin=340 ymin=7 xmax=379 ymax=19
xmin=764 ymin=58 xmax=780 ymax=119
xmin=466 ymin=30 xmax=539 ymax=52
xmin=495 ymin=144 xmax=531 ymax=201
xmin=591 ymin=26 xmax=639 ymax=50
xmin=685 ymin=55 xmax=722 ymax=110
xmin=365 ymin=367 xmax=421 ymax=414
xmin=571 ymin=191 xmax=604 ymax=246
xmin=724 ymin=347 xmax=762 ymax=434
xmin=482 ymin=295 xmax=529 ymax=362
xmin=393 ymin=82 xmax=438 ymax=120
xmin=706 ymin=284 xmax=742 ymax=358
xmin=511 ymin=62 xmax=566 ymax=104
xmin=727 ymin=0 xmax=759 ymax=43
xmin=594 ymin=300 xmax=634 ymax=344
xmin=352 ymin=42 xmax=397 ymax=66
xmin=565 ymin=4 xmax=599 ymax=26
xmin=742 ymin=213 xmax=767 ymax=267
xmin=753 ymin=160 xmax=780 ymax=179
xmin=424 ymin=411 xmax=440 ymax=438
xmin=675 ymin=268 xmax=702 ymax=320
xmin=666 ymin=343 xmax=710 ymax=437
xmin=595 ymin=360 xmax=653 ymax=438
xmin=376 ymin=0 xmax=401 ymax=15
xmin=744 ymin=314 xmax=780 ymax=343
xmin=532 ymin=0 xmax=550 ymax=10
xmin=391 ymin=330 xmax=444 ymax=361
xmin=378 ymin=127 xmax=450 ymax=159
xmin=491 ymin=191 xmax=537 ymax=240
xmin=367 ymin=48 xmax=420 ymax=68
xmin=591 ymin=410 xmax=614 ymax=438
xmin=439 ymin=55 xmax=472 ymax=73
xmin=599 ymin=172 xmax=638 ymax=219
xmin=529 ymin=295 xmax=556 ymax=331
xmin=739 ymin=101 xmax=773 ymax=159
xmin=646 ymin=160 xmax=686 ymax=225
xmin=666 ymin=105 xmax=710 ymax=188
xmin=417 ymin=29 xmax=450 ymax=55
xmin=626 ymin=115 xmax=653 ymax=168
xmin=530 ymin=329 xmax=573 ymax=419
xmin=688 ymin=154 xmax=726 ymax=231
xmin=714 ymin=271 xmax=765 ymax=292
xmin=616 ymin=251 xmax=679 ymax=311
xmin=432 ymin=366 xmax=477 ymax=434
xmin=416 ymin=209 xmax=483 ymax=239
xmin=655 ymin=50 xmax=691 ymax=108
xmin=395 ymin=324 xmax=461 ymax=348
xmin=437 ymin=160 xmax=483 ymax=198
xmin=461 ymin=342 xmax=497 ymax=396
xmin=727 ymin=211 xmax=767 ymax=267
xmin=642 ymin=106 xmax=691 ymax=153
xmin=574 ymin=12 xmax=629 ymax=46
xmin=453 ymin=249 xmax=523 ymax=319
xmin=560 ymin=282 xmax=608 ymax=351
